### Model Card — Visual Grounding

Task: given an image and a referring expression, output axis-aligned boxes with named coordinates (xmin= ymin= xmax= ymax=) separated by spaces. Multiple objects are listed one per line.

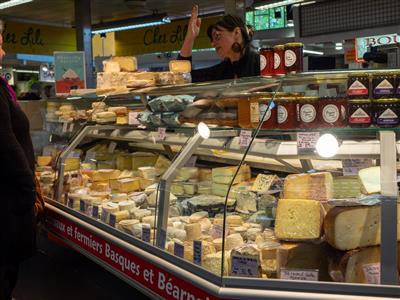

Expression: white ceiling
xmin=0 ymin=0 xmax=226 ymax=27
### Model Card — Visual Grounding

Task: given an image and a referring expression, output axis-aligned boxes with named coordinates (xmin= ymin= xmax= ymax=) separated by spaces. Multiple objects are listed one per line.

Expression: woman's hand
xmin=187 ymin=5 xmax=201 ymax=41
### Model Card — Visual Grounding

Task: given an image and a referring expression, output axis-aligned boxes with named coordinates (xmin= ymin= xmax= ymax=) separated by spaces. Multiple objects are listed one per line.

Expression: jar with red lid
xmin=284 ymin=43 xmax=304 ymax=74
xmin=273 ymin=45 xmax=285 ymax=75
xmin=347 ymin=99 xmax=372 ymax=128
xmin=276 ymin=97 xmax=298 ymax=129
xmin=347 ymin=74 xmax=369 ymax=98
xmin=260 ymin=47 xmax=274 ymax=77
xmin=260 ymin=100 xmax=277 ymax=129
xmin=318 ymin=97 xmax=347 ymax=128
xmin=298 ymin=97 xmax=319 ymax=128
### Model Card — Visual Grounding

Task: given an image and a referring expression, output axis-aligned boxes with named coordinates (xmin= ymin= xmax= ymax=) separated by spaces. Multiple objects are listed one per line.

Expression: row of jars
xmin=238 ymin=96 xmax=400 ymax=129
xmin=260 ymin=43 xmax=304 ymax=76
xmin=348 ymin=73 xmax=400 ymax=99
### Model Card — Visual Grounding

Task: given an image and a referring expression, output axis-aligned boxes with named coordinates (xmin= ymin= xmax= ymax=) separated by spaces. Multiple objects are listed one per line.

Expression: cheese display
xmin=324 ymin=205 xmax=400 ymax=250
xmin=275 ymin=199 xmax=323 ymax=241
xmin=358 ymin=166 xmax=380 ymax=194
xmin=283 ymin=172 xmax=333 ymax=201
xmin=212 ymin=165 xmax=251 ymax=185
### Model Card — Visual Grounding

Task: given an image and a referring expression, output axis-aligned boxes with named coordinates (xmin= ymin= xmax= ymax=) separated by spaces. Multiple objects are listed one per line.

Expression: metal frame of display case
xmin=48 ymin=71 xmax=400 ymax=299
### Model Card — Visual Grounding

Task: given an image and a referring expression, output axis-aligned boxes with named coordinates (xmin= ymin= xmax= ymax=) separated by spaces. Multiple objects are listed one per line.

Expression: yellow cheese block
xmin=64 ymin=157 xmax=80 ymax=172
xmin=131 ymin=153 xmax=158 ymax=170
xmin=116 ymin=154 xmax=132 ymax=170
xmin=283 ymin=172 xmax=333 ymax=201
xmin=92 ymin=169 xmax=121 ymax=182
xmin=117 ymin=177 xmax=141 ymax=193
xmin=37 ymin=156 xmax=52 ymax=167
xmin=91 ymin=181 xmax=109 ymax=192
xmin=275 ymin=199 xmax=323 ymax=241
xmin=169 ymin=60 xmax=191 ymax=73
xmin=212 ymin=165 xmax=251 ymax=185
xmin=154 ymin=155 xmax=171 ymax=171
xmin=110 ymin=56 xmax=138 ymax=72
xmin=199 ymin=169 xmax=212 ymax=181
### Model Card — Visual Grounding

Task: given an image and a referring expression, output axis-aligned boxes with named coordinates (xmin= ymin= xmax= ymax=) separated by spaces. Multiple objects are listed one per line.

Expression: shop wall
xmin=3 ymin=21 xmax=76 ymax=55
xmin=115 ymin=16 xmax=219 ymax=56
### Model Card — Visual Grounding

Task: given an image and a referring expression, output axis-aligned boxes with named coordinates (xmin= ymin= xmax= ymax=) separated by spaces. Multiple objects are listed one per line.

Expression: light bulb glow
xmin=316 ymin=133 xmax=339 ymax=158
xmin=197 ymin=122 xmax=210 ymax=139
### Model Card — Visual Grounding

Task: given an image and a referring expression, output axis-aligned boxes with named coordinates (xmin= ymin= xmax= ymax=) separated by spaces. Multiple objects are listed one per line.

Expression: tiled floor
xmin=14 ymin=228 xmax=150 ymax=300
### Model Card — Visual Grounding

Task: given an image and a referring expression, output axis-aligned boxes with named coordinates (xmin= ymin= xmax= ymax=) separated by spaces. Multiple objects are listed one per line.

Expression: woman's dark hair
xmin=206 ymin=14 xmax=253 ymax=50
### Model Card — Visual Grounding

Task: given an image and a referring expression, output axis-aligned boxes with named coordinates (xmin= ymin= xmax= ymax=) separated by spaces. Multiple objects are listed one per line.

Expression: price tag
xmin=158 ymin=127 xmax=166 ymax=140
xmin=296 ymin=132 xmax=320 ymax=155
xmin=108 ymin=142 xmax=117 ymax=153
xmin=67 ymin=197 xmax=74 ymax=209
xmin=239 ymin=130 xmax=252 ymax=148
xmin=79 ymin=200 xmax=86 ymax=212
xmin=109 ymin=214 xmax=116 ymax=227
xmin=174 ymin=242 xmax=184 ymax=258
xmin=184 ymin=156 xmax=198 ymax=167
xmin=92 ymin=205 xmax=99 ymax=219
xmin=280 ymin=268 xmax=319 ymax=281
xmin=193 ymin=240 xmax=202 ymax=265
xmin=69 ymin=122 xmax=75 ymax=132
xmin=157 ymin=228 xmax=167 ymax=249
xmin=362 ymin=263 xmax=380 ymax=284
xmin=101 ymin=210 xmax=109 ymax=223
xmin=62 ymin=122 xmax=68 ymax=133
xmin=231 ymin=254 xmax=260 ymax=277
xmin=128 ymin=112 xmax=140 ymax=125
xmin=342 ymin=159 xmax=373 ymax=176
xmin=142 ymin=225 xmax=151 ymax=243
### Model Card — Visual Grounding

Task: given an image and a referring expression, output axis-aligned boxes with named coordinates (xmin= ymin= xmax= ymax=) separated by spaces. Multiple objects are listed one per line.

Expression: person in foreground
xmin=0 ymin=20 xmax=37 ymax=300
xmin=178 ymin=5 xmax=260 ymax=82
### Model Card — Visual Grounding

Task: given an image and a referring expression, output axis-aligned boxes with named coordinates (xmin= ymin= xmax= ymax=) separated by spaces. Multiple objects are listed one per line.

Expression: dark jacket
xmin=0 ymin=80 xmax=36 ymax=266
xmin=178 ymin=47 xmax=260 ymax=83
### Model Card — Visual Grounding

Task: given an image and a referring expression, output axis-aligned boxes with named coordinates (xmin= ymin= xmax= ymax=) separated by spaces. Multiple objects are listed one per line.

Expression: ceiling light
xmin=197 ymin=122 xmax=210 ymax=139
xmin=335 ymin=42 xmax=343 ymax=50
xmin=304 ymin=49 xmax=324 ymax=55
xmin=316 ymin=134 xmax=339 ymax=158
xmin=92 ymin=14 xmax=170 ymax=34
xmin=0 ymin=0 xmax=33 ymax=10
xmin=255 ymin=0 xmax=305 ymax=10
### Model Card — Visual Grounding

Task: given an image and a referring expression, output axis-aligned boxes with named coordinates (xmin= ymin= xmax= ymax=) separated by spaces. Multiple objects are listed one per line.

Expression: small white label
xmin=376 ymin=79 xmax=393 ymax=89
xmin=142 ymin=224 xmax=151 ymax=243
xmin=69 ymin=122 xmax=75 ymax=132
xmin=274 ymin=53 xmax=281 ymax=70
xmin=297 ymin=132 xmax=319 ymax=153
xmin=349 ymin=80 xmax=367 ymax=90
xmin=62 ymin=122 xmax=68 ymax=133
xmin=128 ymin=112 xmax=140 ymax=125
xmin=231 ymin=255 xmax=260 ymax=277
xmin=351 ymin=108 xmax=369 ymax=118
xmin=158 ymin=127 xmax=166 ymax=140
xmin=193 ymin=240 xmax=202 ymax=265
xmin=322 ymin=104 xmax=340 ymax=123
xmin=284 ymin=49 xmax=297 ymax=67
xmin=108 ymin=142 xmax=117 ymax=153
xmin=174 ymin=242 xmax=184 ymax=258
xmin=260 ymin=55 xmax=267 ymax=71
xmin=379 ymin=108 xmax=397 ymax=119
xmin=362 ymin=263 xmax=380 ymax=284
xmin=280 ymin=268 xmax=319 ymax=281
xmin=277 ymin=105 xmax=288 ymax=124
xmin=239 ymin=130 xmax=252 ymax=148
xmin=342 ymin=159 xmax=373 ymax=176
xmin=250 ymin=102 xmax=260 ymax=123
xmin=300 ymin=104 xmax=317 ymax=123
xmin=260 ymin=104 xmax=271 ymax=122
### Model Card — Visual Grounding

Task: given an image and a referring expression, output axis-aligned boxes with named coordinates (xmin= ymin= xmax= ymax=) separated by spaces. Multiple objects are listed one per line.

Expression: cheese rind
xmin=275 ymin=199 xmax=323 ymax=241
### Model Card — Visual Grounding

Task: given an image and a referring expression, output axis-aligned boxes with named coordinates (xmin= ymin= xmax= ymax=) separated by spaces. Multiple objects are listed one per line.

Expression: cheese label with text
xmin=280 ymin=268 xmax=319 ymax=281
xmin=174 ymin=242 xmax=184 ymax=258
xmin=362 ymin=263 xmax=380 ymax=284
xmin=348 ymin=80 xmax=368 ymax=96
xmin=377 ymin=108 xmax=399 ymax=125
xmin=193 ymin=240 xmax=202 ymax=265
xmin=374 ymin=79 xmax=394 ymax=95
xmin=231 ymin=254 xmax=260 ymax=277
xmin=349 ymin=108 xmax=370 ymax=123
xmin=142 ymin=225 xmax=151 ymax=243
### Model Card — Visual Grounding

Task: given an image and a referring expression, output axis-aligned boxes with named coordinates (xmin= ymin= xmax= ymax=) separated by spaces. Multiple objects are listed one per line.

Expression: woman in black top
xmin=178 ymin=5 xmax=260 ymax=82
xmin=0 ymin=20 xmax=36 ymax=300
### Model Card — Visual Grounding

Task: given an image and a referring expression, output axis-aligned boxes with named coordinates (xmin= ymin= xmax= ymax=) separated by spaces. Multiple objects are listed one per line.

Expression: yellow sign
xmin=2 ymin=21 xmax=76 ymax=55
xmin=115 ymin=17 xmax=219 ymax=56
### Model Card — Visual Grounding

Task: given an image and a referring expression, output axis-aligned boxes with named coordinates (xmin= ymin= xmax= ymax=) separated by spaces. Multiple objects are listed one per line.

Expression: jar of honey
xmin=238 ymin=97 xmax=264 ymax=128
xmin=260 ymin=47 xmax=274 ymax=77
xmin=273 ymin=45 xmax=285 ymax=75
xmin=298 ymin=97 xmax=319 ymax=128
xmin=284 ymin=43 xmax=303 ymax=74
xmin=276 ymin=97 xmax=298 ymax=129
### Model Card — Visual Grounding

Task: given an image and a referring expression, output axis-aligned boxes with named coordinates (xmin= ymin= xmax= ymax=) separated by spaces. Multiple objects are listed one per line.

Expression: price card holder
xmin=342 ymin=159 xmax=373 ymax=176
xmin=193 ymin=240 xmax=202 ymax=265
xmin=296 ymin=132 xmax=320 ymax=155
xmin=174 ymin=242 xmax=184 ymax=258
xmin=230 ymin=254 xmax=260 ymax=277
xmin=362 ymin=263 xmax=380 ymax=284
xmin=158 ymin=127 xmax=166 ymax=140
xmin=108 ymin=142 xmax=117 ymax=153
xmin=69 ymin=122 xmax=75 ymax=132
xmin=239 ymin=130 xmax=252 ymax=148
xmin=280 ymin=268 xmax=319 ymax=281
xmin=79 ymin=200 xmax=86 ymax=213
xmin=128 ymin=112 xmax=140 ymax=125
xmin=101 ymin=210 xmax=109 ymax=223
xmin=109 ymin=214 xmax=116 ymax=227
xmin=62 ymin=122 xmax=68 ymax=133
xmin=142 ymin=225 xmax=151 ymax=243
xmin=92 ymin=205 xmax=99 ymax=219
xmin=157 ymin=229 xmax=167 ymax=249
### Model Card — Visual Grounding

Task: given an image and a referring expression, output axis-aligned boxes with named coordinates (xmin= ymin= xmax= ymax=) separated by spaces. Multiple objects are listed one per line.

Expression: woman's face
xmin=210 ymin=26 xmax=241 ymax=59
xmin=0 ymin=35 xmax=5 ymax=62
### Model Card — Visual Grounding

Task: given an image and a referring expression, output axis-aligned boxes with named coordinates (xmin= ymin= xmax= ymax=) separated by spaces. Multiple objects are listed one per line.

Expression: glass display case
xmin=41 ymin=70 xmax=400 ymax=300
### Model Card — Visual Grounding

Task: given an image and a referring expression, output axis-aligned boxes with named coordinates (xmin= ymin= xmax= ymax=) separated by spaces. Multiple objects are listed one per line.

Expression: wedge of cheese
xmin=324 ymin=205 xmax=400 ymax=250
xmin=131 ymin=153 xmax=158 ymax=170
xmin=212 ymin=165 xmax=251 ymax=185
xmin=92 ymin=169 xmax=121 ymax=182
xmin=117 ymin=177 xmax=141 ymax=193
xmin=283 ymin=172 xmax=333 ymax=201
xmin=110 ymin=56 xmax=137 ymax=72
xmin=116 ymin=154 xmax=132 ymax=170
xmin=275 ymin=199 xmax=323 ymax=241
xmin=251 ymin=174 xmax=277 ymax=193
xmin=358 ymin=166 xmax=380 ymax=194
xmin=37 ymin=156 xmax=52 ymax=167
